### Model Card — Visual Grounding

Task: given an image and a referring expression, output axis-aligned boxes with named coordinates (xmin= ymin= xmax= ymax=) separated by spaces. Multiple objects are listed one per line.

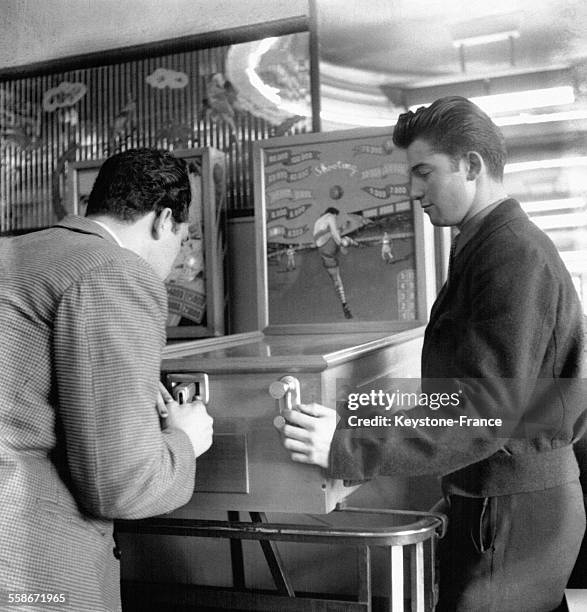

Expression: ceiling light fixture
xmin=531 ymin=213 xmax=587 ymax=231
xmin=520 ymin=198 xmax=585 ymax=214
xmin=495 ymin=108 xmax=587 ymax=126
xmin=410 ymin=86 xmax=575 ymax=116
xmin=452 ymin=30 xmax=520 ymax=48
xmin=471 ymin=86 xmax=575 ymax=114
xmin=505 ymin=156 xmax=587 ymax=173
xmin=449 ymin=12 xmax=522 ymax=71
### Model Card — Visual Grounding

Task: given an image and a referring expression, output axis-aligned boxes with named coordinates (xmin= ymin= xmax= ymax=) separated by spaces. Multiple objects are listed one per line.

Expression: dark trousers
xmin=437 ymin=480 xmax=585 ymax=612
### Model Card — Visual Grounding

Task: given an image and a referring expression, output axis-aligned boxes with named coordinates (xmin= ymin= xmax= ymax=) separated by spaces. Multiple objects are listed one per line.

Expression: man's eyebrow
xmin=410 ymin=163 xmax=430 ymax=175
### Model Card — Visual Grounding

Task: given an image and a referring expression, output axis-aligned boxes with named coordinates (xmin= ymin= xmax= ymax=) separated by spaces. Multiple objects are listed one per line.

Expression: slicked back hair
xmin=392 ymin=96 xmax=507 ymax=180
xmin=86 ymin=148 xmax=191 ymax=225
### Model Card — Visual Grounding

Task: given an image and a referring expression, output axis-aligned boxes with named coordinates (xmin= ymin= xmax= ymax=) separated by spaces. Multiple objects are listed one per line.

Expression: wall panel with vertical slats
xmin=0 ymin=37 xmax=310 ymax=233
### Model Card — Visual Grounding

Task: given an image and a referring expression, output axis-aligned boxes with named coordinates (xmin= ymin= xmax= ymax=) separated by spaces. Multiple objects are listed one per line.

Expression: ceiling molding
xmin=0 ymin=16 xmax=309 ymax=81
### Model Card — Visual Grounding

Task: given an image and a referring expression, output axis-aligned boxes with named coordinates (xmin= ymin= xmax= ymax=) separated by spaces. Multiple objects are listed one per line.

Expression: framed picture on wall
xmin=67 ymin=147 xmax=227 ymax=340
xmin=252 ymin=127 xmax=435 ymax=334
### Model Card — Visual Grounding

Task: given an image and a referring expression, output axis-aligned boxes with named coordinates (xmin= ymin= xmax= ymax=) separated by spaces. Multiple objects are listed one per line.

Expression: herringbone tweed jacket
xmin=0 ymin=216 xmax=196 ymax=611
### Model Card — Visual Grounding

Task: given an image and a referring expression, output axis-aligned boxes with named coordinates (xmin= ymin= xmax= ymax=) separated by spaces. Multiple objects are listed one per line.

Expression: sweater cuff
xmin=327 ymin=429 xmax=371 ymax=482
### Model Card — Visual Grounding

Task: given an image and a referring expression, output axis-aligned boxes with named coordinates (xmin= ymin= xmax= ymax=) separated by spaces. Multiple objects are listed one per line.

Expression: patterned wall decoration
xmin=0 ymin=34 xmax=311 ymax=234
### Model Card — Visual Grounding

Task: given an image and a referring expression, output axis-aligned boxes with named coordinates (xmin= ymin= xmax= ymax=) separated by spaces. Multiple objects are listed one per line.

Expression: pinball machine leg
xmin=357 ymin=545 xmax=372 ymax=610
xmin=227 ymin=511 xmax=246 ymax=589
xmin=250 ymin=511 xmax=296 ymax=597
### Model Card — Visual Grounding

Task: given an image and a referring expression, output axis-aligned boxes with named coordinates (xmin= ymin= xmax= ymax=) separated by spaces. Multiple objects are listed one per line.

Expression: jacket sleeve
xmin=53 ymin=256 xmax=196 ymax=519
xmin=329 ymin=226 xmax=578 ymax=481
xmin=575 ymin=316 xmax=587 ymax=493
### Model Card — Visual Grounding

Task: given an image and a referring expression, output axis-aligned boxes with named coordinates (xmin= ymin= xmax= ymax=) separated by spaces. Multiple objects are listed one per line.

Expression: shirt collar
xmin=90 ymin=219 xmax=124 ymax=247
xmin=454 ymin=197 xmax=509 ymax=257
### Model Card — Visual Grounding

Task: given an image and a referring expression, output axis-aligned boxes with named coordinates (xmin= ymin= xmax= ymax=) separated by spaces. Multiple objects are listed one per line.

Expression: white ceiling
xmin=317 ymin=0 xmax=587 ymax=84
xmin=314 ymin=0 xmax=587 ymax=129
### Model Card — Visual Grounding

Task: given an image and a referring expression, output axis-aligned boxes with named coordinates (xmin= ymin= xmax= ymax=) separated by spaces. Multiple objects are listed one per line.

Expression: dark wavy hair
xmin=392 ymin=96 xmax=507 ymax=180
xmin=85 ymin=148 xmax=191 ymax=224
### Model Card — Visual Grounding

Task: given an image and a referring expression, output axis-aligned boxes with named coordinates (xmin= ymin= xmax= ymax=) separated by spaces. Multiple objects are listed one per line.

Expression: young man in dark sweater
xmin=276 ymin=97 xmax=585 ymax=612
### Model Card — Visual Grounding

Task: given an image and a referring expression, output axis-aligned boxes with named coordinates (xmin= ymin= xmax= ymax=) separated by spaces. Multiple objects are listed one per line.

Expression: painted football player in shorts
xmin=313 ymin=207 xmax=355 ymax=319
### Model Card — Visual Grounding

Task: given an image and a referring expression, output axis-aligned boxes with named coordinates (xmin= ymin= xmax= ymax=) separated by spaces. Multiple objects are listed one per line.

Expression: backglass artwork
xmin=253 ymin=127 xmax=430 ymax=331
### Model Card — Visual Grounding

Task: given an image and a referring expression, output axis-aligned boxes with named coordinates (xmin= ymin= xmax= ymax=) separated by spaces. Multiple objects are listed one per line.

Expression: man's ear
xmin=152 ymin=208 xmax=173 ymax=239
xmin=465 ymin=151 xmax=483 ymax=181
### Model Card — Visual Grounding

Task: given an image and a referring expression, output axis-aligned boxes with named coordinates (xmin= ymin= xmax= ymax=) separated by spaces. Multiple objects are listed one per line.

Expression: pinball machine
xmin=101 ymin=129 xmax=443 ymax=611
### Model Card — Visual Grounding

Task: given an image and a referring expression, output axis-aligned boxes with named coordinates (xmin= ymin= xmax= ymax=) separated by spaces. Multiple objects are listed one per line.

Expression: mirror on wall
xmin=313 ymin=0 xmax=587 ymax=310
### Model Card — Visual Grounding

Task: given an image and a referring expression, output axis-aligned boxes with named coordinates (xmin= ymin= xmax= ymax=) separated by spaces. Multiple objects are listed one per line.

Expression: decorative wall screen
xmin=0 ymin=33 xmax=311 ymax=234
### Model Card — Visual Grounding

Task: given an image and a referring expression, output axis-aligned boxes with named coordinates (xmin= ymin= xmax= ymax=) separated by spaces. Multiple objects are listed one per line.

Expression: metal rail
xmin=118 ymin=505 xmax=446 ymax=611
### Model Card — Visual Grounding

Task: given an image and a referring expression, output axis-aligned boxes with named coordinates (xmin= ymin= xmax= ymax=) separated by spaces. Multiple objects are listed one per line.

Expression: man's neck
xmin=458 ymin=183 xmax=508 ymax=230
xmin=86 ymin=213 xmax=155 ymax=259
xmin=89 ymin=217 xmax=124 ymax=247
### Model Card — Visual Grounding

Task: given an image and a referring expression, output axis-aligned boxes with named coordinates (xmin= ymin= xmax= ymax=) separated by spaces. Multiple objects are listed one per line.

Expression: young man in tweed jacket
xmin=0 ymin=149 xmax=213 ymax=611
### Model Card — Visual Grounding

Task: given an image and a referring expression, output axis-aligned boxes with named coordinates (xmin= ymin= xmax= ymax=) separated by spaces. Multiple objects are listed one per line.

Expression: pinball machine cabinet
xmin=161 ymin=327 xmax=425 ymax=515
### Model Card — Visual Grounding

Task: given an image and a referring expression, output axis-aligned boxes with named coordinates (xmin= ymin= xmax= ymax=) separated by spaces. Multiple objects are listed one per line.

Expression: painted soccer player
xmin=312 ymin=207 xmax=353 ymax=319
xmin=285 ymin=245 xmax=296 ymax=271
xmin=381 ymin=231 xmax=394 ymax=263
